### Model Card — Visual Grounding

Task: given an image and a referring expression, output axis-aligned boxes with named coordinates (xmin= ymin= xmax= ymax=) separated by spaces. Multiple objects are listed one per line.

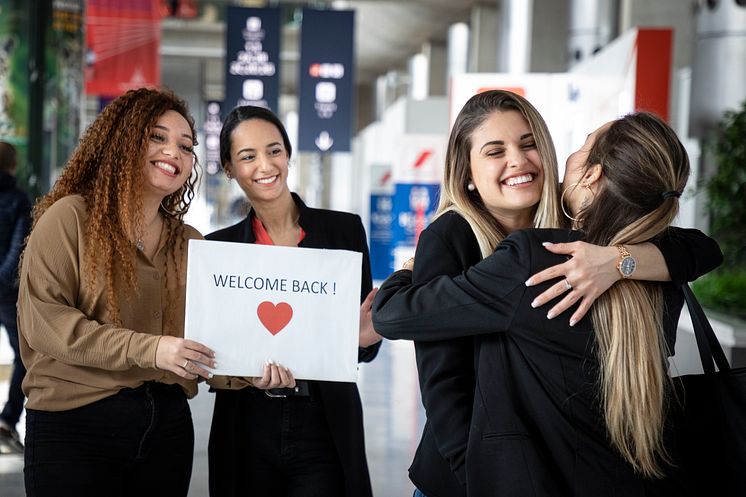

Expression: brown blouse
xmin=18 ymin=195 xmax=203 ymax=411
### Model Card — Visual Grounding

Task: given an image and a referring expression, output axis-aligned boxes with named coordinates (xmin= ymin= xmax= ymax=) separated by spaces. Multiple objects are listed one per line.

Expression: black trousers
xmin=209 ymin=385 xmax=344 ymax=497
xmin=0 ymin=298 xmax=25 ymax=427
xmin=24 ymin=382 xmax=194 ymax=497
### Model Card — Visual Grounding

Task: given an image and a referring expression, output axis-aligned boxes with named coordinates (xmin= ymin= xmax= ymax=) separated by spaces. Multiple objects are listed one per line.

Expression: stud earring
xmin=467 ymin=182 xmax=476 ymax=192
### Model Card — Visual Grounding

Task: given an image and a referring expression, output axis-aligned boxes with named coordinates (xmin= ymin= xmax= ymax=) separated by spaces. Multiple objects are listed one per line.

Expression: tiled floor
xmin=0 ymin=340 xmax=423 ymax=497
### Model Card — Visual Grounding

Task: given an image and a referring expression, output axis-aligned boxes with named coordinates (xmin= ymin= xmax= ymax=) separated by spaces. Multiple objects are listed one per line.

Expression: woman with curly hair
xmin=17 ymin=87 xmax=216 ymax=497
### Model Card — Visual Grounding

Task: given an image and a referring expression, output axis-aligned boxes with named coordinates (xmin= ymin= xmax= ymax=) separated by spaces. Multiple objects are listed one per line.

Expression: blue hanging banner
xmin=298 ymin=8 xmax=355 ymax=153
xmin=224 ymin=6 xmax=281 ymax=114
xmin=390 ymin=183 xmax=440 ymax=248
xmin=369 ymin=193 xmax=394 ymax=281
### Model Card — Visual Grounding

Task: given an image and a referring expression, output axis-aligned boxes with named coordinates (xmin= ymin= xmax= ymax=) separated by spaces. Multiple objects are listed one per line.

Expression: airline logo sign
xmin=392 ymin=135 xmax=446 ymax=184
xmin=224 ymin=6 xmax=281 ymax=113
xmin=298 ymin=9 xmax=355 ymax=153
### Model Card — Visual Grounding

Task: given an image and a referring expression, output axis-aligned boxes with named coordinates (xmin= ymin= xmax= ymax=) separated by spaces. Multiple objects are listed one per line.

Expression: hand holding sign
xmin=250 ymin=360 xmax=296 ymax=389
xmin=359 ymin=288 xmax=382 ymax=348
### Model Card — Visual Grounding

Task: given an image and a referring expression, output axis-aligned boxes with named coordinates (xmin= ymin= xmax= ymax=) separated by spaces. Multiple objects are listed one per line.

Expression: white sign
xmin=185 ymin=240 xmax=362 ymax=382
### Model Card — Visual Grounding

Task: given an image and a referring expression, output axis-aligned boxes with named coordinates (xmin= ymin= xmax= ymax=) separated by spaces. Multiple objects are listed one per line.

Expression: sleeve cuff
xmin=126 ymin=333 xmax=162 ymax=369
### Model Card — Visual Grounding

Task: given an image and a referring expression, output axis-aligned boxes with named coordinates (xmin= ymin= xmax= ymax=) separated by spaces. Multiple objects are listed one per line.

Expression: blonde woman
xmin=373 ymin=112 xmax=722 ymax=496
xmin=404 ymin=92 xmax=717 ymax=497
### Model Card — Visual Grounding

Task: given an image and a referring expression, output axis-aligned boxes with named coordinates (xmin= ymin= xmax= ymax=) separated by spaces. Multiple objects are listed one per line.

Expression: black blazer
xmin=373 ymin=228 xmax=722 ymax=497
xmin=409 ymin=212 xmax=481 ymax=497
xmin=207 ymin=193 xmax=380 ymax=497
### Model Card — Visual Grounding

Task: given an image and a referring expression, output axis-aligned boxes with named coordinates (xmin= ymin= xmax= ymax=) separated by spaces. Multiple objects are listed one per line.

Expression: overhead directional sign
xmin=224 ymin=6 xmax=281 ymax=114
xmin=298 ymin=8 xmax=355 ymax=153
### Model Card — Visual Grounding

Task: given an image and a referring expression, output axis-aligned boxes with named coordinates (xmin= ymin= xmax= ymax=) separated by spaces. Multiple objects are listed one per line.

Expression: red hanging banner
xmin=85 ymin=0 xmax=160 ymax=96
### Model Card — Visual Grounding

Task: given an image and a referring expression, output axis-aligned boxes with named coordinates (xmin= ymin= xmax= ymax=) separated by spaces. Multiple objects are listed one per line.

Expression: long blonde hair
xmin=579 ymin=112 xmax=690 ymax=477
xmin=436 ymin=90 xmax=562 ymax=257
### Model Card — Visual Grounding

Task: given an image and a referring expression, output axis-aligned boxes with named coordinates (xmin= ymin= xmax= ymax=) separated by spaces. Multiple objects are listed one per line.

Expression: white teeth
xmin=256 ymin=176 xmax=277 ymax=184
xmin=504 ymin=174 xmax=533 ymax=186
xmin=154 ymin=161 xmax=176 ymax=174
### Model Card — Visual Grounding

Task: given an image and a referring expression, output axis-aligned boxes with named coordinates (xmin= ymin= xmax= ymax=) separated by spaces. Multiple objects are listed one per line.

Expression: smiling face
xmin=468 ymin=110 xmax=544 ymax=226
xmin=225 ymin=118 xmax=290 ymax=204
xmin=562 ymin=121 xmax=610 ymax=217
xmin=143 ymin=110 xmax=195 ymax=202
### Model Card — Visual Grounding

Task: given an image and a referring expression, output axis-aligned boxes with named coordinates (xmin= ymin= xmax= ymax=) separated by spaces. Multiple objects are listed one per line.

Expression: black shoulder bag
xmin=672 ymin=285 xmax=746 ymax=496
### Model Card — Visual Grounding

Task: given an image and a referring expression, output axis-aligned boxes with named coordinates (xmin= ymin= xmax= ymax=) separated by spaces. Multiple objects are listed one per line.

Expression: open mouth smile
xmin=153 ymin=160 xmax=180 ymax=176
xmin=255 ymin=175 xmax=279 ymax=185
xmin=501 ymin=173 xmax=536 ymax=187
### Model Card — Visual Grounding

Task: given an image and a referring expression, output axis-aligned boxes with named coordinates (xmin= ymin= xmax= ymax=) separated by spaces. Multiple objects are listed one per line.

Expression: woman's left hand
xmin=359 ymin=288 xmax=383 ymax=347
xmin=525 ymin=241 xmax=619 ymax=326
xmin=250 ymin=361 xmax=296 ymax=389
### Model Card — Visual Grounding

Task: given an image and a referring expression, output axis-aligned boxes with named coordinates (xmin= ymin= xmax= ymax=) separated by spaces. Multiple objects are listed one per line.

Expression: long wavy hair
xmin=30 ymin=87 xmax=199 ymax=323
xmin=437 ymin=90 xmax=562 ymax=258
xmin=578 ymin=112 xmax=690 ymax=477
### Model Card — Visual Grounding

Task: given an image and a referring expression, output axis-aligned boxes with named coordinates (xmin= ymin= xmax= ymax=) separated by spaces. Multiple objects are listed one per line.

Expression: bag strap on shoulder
xmin=683 ymin=284 xmax=731 ymax=375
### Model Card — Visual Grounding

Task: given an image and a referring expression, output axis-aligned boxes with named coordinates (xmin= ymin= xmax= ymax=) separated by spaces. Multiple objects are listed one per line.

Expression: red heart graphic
xmin=257 ymin=301 xmax=293 ymax=335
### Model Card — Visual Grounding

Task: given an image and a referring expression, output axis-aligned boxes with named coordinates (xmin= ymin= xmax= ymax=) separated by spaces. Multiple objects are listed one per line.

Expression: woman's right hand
xmin=249 ymin=361 xmax=296 ymax=390
xmin=155 ymin=336 xmax=216 ymax=380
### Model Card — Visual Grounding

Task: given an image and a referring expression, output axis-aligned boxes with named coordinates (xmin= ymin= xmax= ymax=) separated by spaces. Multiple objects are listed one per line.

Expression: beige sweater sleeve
xmin=18 ymin=197 xmax=161 ymax=370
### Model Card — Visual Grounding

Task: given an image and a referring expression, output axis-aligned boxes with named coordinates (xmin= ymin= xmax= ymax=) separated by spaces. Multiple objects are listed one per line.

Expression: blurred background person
xmin=0 ymin=141 xmax=30 ymax=455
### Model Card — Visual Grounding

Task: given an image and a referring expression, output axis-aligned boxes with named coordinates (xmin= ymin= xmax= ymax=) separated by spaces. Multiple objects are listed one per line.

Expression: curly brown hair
xmin=31 ymin=87 xmax=199 ymax=323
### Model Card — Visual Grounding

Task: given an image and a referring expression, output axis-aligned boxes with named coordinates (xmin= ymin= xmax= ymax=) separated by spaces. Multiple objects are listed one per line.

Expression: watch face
xmin=620 ymin=256 xmax=636 ymax=276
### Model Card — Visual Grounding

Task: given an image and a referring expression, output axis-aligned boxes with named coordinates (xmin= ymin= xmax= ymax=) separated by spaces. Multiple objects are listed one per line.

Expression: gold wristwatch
xmin=615 ymin=245 xmax=636 ymax=278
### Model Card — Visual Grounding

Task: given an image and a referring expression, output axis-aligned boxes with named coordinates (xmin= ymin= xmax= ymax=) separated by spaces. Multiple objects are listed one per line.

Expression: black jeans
xmin=24 ymin=382 xmax=194 ymax=497
xmin=0 ymin=298 xmax=25 ymax=427
xmin=209 ymin=385 xmax=344 ymax=497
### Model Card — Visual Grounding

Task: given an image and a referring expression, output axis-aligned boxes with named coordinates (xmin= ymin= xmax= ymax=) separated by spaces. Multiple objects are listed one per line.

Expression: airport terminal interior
xmin=1 ymin=0 xmax=745 ymax=495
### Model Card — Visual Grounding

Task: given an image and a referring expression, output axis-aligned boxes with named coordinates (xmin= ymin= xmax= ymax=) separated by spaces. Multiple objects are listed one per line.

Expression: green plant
xmin=692 ymin=268 xmax=746 ymax=319
xmin=693 ymin=100 xmax=746 ymax=316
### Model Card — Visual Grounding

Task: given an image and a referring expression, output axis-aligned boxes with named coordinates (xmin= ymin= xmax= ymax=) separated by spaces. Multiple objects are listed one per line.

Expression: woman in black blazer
xmin=206 ymin=106 xmax=380 ymax=497
xmin=373 ymin=112 xmax=722 ymax=496
xmin=406 ymin=91 xmax=716 ymax=497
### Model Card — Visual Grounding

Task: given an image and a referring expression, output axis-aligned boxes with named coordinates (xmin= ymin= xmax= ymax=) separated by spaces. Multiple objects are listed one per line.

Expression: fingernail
xmin=547 ymin=311 xmax=555 ymax=319
xmin=208 ymin=373 xmax=214 ymax=379
xmin=531 ymin=300 xmax=539 ymax=308
xmin=569 ymin=319 xmax=577 ymax=327
xmin=542 ymin=242 xmax=553 ymax=246
xmin=525 ymin=279 xmax=534 ymax=286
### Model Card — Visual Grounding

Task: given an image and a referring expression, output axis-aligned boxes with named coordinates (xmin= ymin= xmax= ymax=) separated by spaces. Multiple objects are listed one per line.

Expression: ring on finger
xmin=564 ymin=279 xmax=572 ymax=291
xmin=182 ymin=359 xmax=189 ymax=369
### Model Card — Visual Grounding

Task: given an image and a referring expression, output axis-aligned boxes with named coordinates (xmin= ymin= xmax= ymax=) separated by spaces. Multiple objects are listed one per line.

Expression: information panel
xmin=224 ymin=6 xmax=281 ymax=113
xmin=298 ymin=8 xmax=355 ymax=152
